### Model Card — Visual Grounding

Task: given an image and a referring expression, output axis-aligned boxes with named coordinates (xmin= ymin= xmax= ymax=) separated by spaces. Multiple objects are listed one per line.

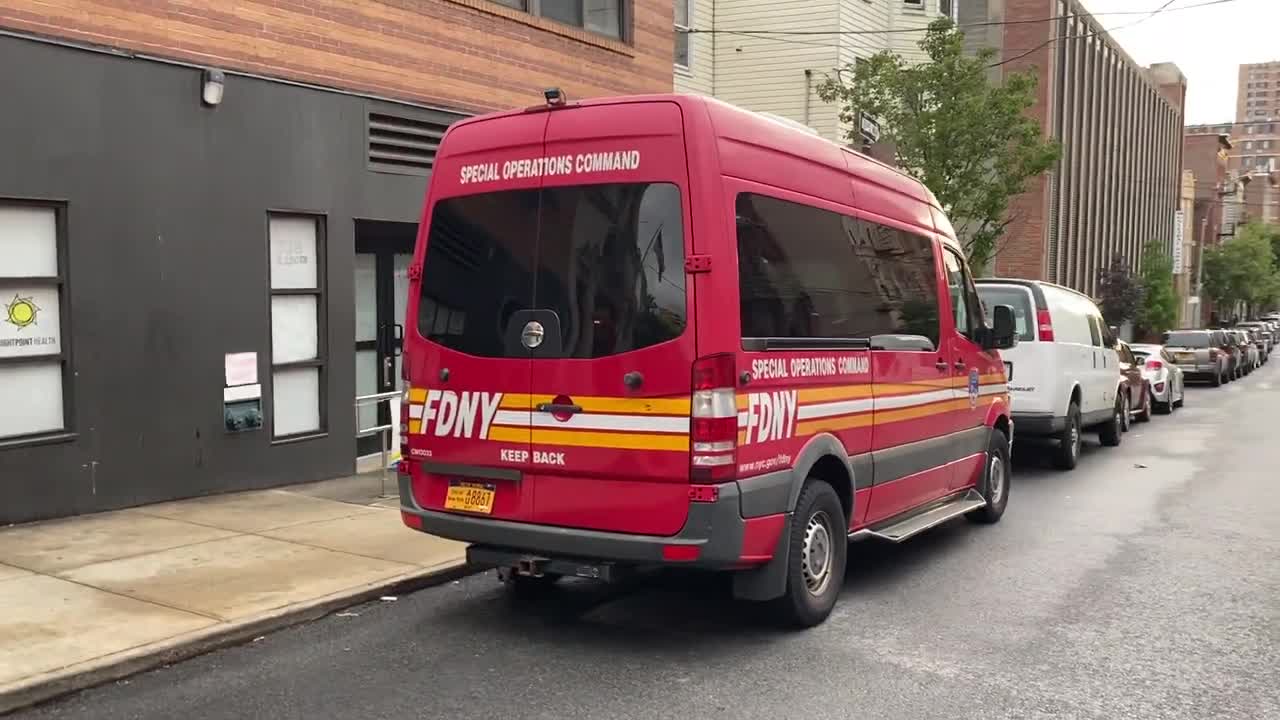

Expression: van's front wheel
xmin=770 ymin=480 xmax=847 ymax=628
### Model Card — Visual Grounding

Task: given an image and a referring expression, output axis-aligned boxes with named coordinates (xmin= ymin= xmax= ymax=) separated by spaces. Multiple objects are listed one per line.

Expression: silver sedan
xmin=1130 ymin=343 xmax=1186 ymax=413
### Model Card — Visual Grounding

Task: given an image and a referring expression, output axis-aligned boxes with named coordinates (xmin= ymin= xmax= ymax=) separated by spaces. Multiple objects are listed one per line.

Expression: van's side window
xmin=734 ymin=193 xmax=939 ymax=347
xmin=942 ymin=248 xmax=984 ymax=338
xmin=1087 ymin=315 xmax=1103 ymax=347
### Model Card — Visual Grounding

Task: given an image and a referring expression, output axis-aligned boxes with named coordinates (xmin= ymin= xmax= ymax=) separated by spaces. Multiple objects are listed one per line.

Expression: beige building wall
xmin=888 ymin=0 xmax=958 ymax=64
xmin=674 ymin=0 xmax=714 ymax=96
xmin=711 ymin=0 xmax=841 ymax=139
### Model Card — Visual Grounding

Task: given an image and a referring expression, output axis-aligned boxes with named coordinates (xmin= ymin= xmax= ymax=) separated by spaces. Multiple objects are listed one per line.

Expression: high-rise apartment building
xmin=1233 ymin=61 xmax=1280 ymax=175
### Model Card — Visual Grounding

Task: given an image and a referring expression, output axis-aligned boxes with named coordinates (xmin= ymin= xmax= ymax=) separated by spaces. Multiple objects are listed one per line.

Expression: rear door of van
xmin=526 ymin=101 xmax=697 ymax=536
xmin=405 ymin=113 xmax=545 ymax=523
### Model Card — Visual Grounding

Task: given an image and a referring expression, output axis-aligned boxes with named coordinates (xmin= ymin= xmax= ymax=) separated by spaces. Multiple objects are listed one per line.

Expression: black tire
xmin=769 ymin=480 xmax=847 ymax=629
xmin=1174 ymin=387 xmax=1185 ymax=409
xmin=967 ymin=429 xmax=1010 ymax=525
xmin=1135 ymin=388 xmax=1152 ymax=423
xmin=1119 ymin=392 xmax=1131 ymax=432
xmin=1098 ymin=399 xmax=1122 ymax=447
xmin=1212 ymin=370 xmax=1223 ymax=387
xmin=1052 ymin=402 xmax=1082 ymax=470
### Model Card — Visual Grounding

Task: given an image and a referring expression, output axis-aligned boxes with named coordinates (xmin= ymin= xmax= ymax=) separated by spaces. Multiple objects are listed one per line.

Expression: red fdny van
xmin=397 ymin=92 xmax=1019 ymax=627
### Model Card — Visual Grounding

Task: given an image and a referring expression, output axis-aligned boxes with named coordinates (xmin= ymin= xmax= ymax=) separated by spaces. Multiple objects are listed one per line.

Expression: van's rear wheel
xmin=770 ymin=480 xmax=846 ymax=628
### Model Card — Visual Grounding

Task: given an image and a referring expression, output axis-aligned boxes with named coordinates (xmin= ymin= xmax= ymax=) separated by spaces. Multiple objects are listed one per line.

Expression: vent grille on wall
xmin=367 ymin=112 xmax=450 ymax=175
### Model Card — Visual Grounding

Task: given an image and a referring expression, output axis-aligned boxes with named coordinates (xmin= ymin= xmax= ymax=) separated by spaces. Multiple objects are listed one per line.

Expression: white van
xmin=975 ymin=279 xmax=1123 ymax=470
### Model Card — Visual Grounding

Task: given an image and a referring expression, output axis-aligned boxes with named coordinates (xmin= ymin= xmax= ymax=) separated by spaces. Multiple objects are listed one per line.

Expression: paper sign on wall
xmin=224 ymin=352 xmax=259 ymax=387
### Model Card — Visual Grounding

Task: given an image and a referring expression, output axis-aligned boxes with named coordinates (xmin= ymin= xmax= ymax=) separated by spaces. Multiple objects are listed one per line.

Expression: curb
xmin=0 ymin=560 xmax=478 ymax=716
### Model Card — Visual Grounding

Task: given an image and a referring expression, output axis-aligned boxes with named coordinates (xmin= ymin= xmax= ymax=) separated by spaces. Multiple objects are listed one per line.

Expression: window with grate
xmin=367 ymin=112 xmax=450 ymax=176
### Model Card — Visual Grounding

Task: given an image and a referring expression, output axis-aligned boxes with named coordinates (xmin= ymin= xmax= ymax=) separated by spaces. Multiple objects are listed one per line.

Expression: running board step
xmin=852 ymin=489 xmax=987 ymax=543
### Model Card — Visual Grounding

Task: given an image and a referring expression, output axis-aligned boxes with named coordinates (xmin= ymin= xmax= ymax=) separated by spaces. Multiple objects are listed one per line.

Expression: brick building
xmin=960 ymin=0 xmax=1185 ymax=296
xmin=1233 ymin=61 xmax=1280 ymax=175
xmin=0 ymin=1 xmax=672 ymax=523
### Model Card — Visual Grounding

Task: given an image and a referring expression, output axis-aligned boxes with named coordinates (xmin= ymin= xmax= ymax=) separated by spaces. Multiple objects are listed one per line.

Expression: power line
xmin=683 ymin=0 xmax=1235 ymax=38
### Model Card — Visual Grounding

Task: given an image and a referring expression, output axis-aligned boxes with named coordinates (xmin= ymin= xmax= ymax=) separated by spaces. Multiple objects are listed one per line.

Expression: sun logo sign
xmin=4 ymin=294 xmax=41 ymax=331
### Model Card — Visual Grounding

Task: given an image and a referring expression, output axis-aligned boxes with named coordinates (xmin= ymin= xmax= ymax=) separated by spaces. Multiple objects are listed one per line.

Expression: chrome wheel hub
xmin=801 ymin=511 xmax=835 ymax=596
xmin=989 ymin=455 xmax=1006 ymax=505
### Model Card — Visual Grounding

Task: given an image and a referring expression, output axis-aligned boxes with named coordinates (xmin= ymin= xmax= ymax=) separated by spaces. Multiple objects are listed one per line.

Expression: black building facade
xmin=0 ymin=34 xmax=464 ymax=523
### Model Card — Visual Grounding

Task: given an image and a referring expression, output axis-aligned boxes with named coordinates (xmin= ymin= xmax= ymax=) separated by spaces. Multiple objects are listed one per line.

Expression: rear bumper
xmin=396 ymin=472 xmax=780 ymax=570
xmin=1009 ymin=411 xmax=1065 ymax=436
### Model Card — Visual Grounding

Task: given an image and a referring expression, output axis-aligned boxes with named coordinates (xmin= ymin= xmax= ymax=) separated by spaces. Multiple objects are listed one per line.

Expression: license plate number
xmin=1176 ymin=353 xmax=1195 ymax=362
xmin=1003 ymin=361 xmax=1013 ymax=381
xmin=444 ymin=481 xmax=495 ymax=514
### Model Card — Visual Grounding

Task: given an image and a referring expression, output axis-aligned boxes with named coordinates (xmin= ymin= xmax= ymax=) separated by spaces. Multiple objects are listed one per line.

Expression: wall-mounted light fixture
xmin=201 ymin=68 xmax=225 ymax=107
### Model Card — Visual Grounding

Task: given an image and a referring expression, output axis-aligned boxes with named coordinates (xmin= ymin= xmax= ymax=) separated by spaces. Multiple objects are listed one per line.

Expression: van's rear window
xmin=418 ymin=183 xmax=687 ymax=358
xmin=1163 ymin=331 xmax=1210 ymax=348
xmin=974 ymin=286 xmax=1036 ymax=342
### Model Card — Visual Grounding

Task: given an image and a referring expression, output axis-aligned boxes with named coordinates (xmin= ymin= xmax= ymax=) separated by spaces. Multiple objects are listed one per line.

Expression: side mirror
xmin=985 ymin=304 xmax=1018 ymax=351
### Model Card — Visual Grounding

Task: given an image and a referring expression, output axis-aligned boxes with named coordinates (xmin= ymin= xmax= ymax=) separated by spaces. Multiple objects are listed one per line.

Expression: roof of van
xmin=445 ymin=92 xmax=942 ymax=212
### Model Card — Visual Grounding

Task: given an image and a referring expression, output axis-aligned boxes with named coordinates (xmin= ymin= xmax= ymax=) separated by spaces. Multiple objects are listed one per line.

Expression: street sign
xmin=859 ymin=113 xmax=880 ymax=143
xmin=1172 ymin=210 xmax=1185 ymax=274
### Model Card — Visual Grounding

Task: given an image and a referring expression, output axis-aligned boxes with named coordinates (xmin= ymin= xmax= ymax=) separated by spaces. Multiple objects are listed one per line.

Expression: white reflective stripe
xmin=797 ymin=397 xmax=875 ymax=420
xmin=873 ymin=388 xmax=955 ymax=410
xmin=492 ymin=410 xmax=689 ymax=434
xmin=492 ymin=410 xmax=532 ymax=427
xmin=979 ymin=383 xmax=1008 ymax=396
xmin=408 ymin=404 xmax=424 ymax=419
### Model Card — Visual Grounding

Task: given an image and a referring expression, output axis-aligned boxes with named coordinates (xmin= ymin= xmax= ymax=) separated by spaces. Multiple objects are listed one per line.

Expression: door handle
xmin=536 ymin=403 xmax=583 ymax=415
xmin=953 ymin=360 xmax=966 ymax=371
xmin=935 ymin=360 xmax=949 ymax=371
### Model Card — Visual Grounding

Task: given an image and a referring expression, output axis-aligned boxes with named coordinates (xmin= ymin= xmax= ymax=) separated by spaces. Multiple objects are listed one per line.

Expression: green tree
xmin=816 ymin=18 xmax=1060 ymax=271
xmin=1202 ymin=222 xmax=1280 ymax=319
xmin=1096 ymin=253 xmax=1143 ymax=326
xmin=1137 ymin=239 xmax=1177 ymax=336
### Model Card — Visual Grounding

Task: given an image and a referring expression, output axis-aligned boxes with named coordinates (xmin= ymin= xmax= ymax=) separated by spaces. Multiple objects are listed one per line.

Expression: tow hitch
xmin=469 ymin=546 xmax=630 ymax=583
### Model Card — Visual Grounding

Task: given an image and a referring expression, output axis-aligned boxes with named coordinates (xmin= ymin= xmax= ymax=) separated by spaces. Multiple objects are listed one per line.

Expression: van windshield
xmin=974 ymin=286 xmax=1035 ymax=342
xmin=418 ymin=183 xmax=687 ymax=359
xmin=1163 ymin=331 xmax=1210 ymax=348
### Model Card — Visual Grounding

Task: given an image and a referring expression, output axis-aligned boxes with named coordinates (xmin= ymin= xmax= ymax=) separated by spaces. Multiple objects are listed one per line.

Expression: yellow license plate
xmin=444 ymin=482 xmax=495 ymax=514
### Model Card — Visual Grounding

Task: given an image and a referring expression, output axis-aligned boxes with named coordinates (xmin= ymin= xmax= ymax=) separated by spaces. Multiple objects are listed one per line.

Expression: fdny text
xmin=742 ymin=390 xmax=798 ymax=445
xmin=421 ymin=390 xmax=503 ymax=439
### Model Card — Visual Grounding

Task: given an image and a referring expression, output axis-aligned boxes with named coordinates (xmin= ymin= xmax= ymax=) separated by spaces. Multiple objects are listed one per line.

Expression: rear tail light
xmin=1209 ymin=349 xmax=1220 ymax=360
xmin=691 ymin=353 xmax=738 ymax=482
xmin=1155 ymin=382 xmax=1166 ymax=393
xmin=1145 ymin=359 xmax=1164 ymax=370
xmin=1036 ymin=308 xmax=1054 ymax=342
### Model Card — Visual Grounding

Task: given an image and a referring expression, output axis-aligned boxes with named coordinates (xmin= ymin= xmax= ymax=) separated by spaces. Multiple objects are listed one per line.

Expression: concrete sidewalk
xmin=0 ymin=474 xmax=468 ymax=714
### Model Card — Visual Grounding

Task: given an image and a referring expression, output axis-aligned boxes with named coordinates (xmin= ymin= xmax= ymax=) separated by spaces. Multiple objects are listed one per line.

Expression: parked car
xmin=974 ymin=279 xmax=1125 ymax=469
xmin=396 ymin=93 xmax=1020 ymax=628
xmin=1129 ymin=343 xmax=1186 ymax=413
xmin=1236 ymin=322 xmax=1273 ymax=359
xmin=1162 ymin=329 xmax=1228 ymax=386
xmin=1228 ymin=329 xmax=1259 ymax=374
xmin=1209 ymin=329 xmax=1243 ymax=381
xmin=1238 ymin=325 xmax=1270 ymax=364
xmin=1115 ymin=341 xmax=1152 ymax=429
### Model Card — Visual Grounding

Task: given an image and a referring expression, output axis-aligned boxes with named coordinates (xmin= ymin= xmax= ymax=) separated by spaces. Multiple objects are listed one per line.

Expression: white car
xmin=1129 ymin=343 xmax=1186 ymax=413
xmin=975 ymin=279 xmax=1124 ymax=471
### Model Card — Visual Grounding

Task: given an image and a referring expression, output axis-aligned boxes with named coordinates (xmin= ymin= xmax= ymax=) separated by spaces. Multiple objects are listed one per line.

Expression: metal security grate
xmin=367 ymin=112 xmax=449 ymax=175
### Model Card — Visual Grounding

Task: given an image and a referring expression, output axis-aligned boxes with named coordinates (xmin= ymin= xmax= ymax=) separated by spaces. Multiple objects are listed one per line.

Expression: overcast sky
xmin=1078 ymin=0 xmax=1280 ymax=125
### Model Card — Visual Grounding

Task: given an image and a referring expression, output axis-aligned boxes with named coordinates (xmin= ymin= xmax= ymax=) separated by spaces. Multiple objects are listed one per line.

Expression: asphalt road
xmin=19 ymin=363 xmax=1280 ymax=720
